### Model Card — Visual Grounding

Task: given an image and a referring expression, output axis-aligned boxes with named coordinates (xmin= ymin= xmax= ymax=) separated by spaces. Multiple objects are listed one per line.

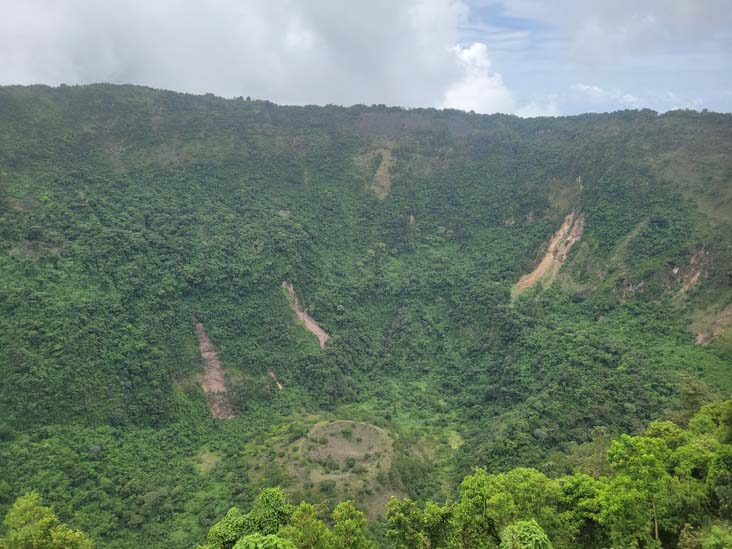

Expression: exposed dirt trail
xmin=355 ymin=143 xmax=394 ymax=199
xmin=267 ymin=368 xmax=283 ymax=391
xmin=371 ymin=147 xmax=393 ymax=199
xmin=283 ymin=281 xmax=331 ymax=349
xmin=194 ymin=320 xmax=235 ymax=419
xmin=512 ymin=210 xmax=585 ymax=299
xmin=673 ymin=248 xmax=709 ymax=293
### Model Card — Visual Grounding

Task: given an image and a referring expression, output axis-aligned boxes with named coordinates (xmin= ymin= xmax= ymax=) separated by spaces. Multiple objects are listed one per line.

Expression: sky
xmin=1 ymin=0 xmax=730 ymax=116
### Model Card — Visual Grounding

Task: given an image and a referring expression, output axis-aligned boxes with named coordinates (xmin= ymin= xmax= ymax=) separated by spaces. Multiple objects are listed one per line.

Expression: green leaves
xmin=331 ymin=501 xmax=376 ymax=549
xmin=384 ymin=400 xmax=732 ymax=548
xmin=277 ymin=502 xmax=335 ymax=549
xmin=204 ymin=490 xmax=377 ymax=549
xmin=499 ymin=520 xmax=553 ymax=549
xmin=1 ymin=492 xmax=93 ymax=549
xmin=232 ymin=534 xmax=296 ymax=549
xmin=607 ymin=435 xmax=672 ymax=487
xmin=1 ymin=85 xmax=732 ymax=549
xmin=206 ymin=507 xmax=247 ymax=549
xmin=205 ymin=489 xmax=293 ymax=549
xmin=386 ymin=498 xmax=459 ymax=549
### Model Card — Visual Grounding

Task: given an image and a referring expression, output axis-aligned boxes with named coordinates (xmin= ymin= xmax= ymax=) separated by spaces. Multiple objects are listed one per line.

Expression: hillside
xmin=0 ymin=84 xmax=730 ymax=547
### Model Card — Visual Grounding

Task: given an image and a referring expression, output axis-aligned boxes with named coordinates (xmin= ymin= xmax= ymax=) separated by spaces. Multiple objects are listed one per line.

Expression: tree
xmin=455 ymin=468 xmax=567 ymax=548
xmin=245 ymin=488 xmax=294 ymax=536
xmin=454 ymin=468 xmax=500 ymax=548
xmin=605 ymin=435 xmax=673 ymax=545
xmin=386 ymin=497 xmax=458 ymax=549
xmin=500 ymin=520 xmax=553 ymax=549
xmin=1 ymin=492 xmax=93 ymax=549
xmin=557 ymin=473 xmax=605 ymax=548
xmin=386 ymin=498 xmax=431 ymax=549
xmin=206 ymin=507 xmax=248 ymax=549
xmin=232 ymin=533 xmax=296 ymax=549
xmin=421 ymin=500 xmax=459 ymax=549
xmin=701 ymin=524 xmax=732 ymax=549
xmin=278 ymin=502 xmax=335 ymax=549
xmin=595 ymin=475 xmax=652 ymax=548
xmin=205 ymin=488 xmax=294 ymax=549
xmin=707 ymin=446 xmax=732 ymax=517
xmin=331 ymin=501 xmax=376 ymax=549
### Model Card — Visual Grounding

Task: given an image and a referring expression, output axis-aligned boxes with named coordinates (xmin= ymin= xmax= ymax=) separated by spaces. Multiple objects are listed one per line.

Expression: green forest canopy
xmin=3 ymin=399 xmax=731 ymax=548
xmin=0 ymin=84 xmax=730 ymax=547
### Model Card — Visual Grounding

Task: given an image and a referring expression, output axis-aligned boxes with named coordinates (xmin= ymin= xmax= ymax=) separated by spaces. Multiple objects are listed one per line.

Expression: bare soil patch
xmin=371 ymin=148 xmax=393 ymax=199
xmin=298 ymin=421 xmax=402 ymax=517
xmin=354 ymin=143 xmax=394 ymax=199
xmin=300 ymin=421 xmax=392 ymax=473
xmin=249 ymin=420 xmax=402 ymax=519
xmin=672 ymin=248 xmax=710 ymax=293
xmin=692 ymin=304 xmax=732 ymax=345
xmin=512 ymin=210 xmax=585 ymax=299
xmin=283 ymin=281 xmax=331 ymax=349
xmin=9 ymin=240 xmax=62 ymax=262
xmin=194 ymin=320 xmax=235 ymax=419
xmin=6 ymin=197 xmax=39 ymax=212
xmin=267 ymin=368 xmax=283 ymax=391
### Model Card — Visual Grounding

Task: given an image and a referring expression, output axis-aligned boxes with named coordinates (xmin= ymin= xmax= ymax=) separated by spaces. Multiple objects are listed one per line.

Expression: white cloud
xmin=571 ymin=83 xmax=642 ymax=106
xmin=0 ymin=0 xmax=729 ymax=115
xmin=571 ymin=0 xmax=732 ymax=60
xmin=0 ymin=0 xmax=533 ymax=115
xmin=469 ymin=1 xmax=732 ymax=114
xmin=570 ymin=83 xmax=606 ymax=99
xmin=491 ymin=0 xmax=732 ymax=57
xmin=515 ymin=95 xmax=560 ymax=117
xmin=442 ymin=42 xmax=515 ymax=113
xmin=0 ymin=0 xmax=472 ymax=109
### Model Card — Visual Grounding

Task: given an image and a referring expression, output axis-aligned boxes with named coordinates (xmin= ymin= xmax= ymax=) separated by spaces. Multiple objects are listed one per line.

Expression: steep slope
xmin=194 ymin=320 xmax=235 ymax=419
xmin=512 ymin=210 xmax=585 ymax=299
xmin=0 ymin=85 xmax=730 ymax=548
xmin=283 ymin=281 xmax=331 ymax=349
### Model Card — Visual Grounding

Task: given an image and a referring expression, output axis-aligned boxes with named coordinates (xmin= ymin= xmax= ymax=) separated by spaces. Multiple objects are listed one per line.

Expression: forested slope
xmin=0 ymin=84 xmax=730 ymax=547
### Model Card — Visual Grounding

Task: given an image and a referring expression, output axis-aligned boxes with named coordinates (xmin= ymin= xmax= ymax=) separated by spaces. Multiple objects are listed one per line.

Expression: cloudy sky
xmin=1 ymin=0 xmax=730 ymax=116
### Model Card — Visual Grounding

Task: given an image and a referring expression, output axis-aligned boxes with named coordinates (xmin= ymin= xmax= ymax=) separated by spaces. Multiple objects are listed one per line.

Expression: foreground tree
xmin=331 ymin=501 xmax=376 ymax=549
xmin=500 ymin=520 xmax=553 ymax=549
xmin=278 ymin=502 xmax=335 ymax=549
xmin=205 ymin=488 xmax=294 ymax=549
xmin=386 ymin=498 xmax=458 ymax=549
xmin=200 ymin=400 xmax=732 ymax=549
xmin=204 ymin=490 xmax=377 ymax=549
xmin=605 ymin=435 xmax=673 ymax=544
xmin=233 ymin=533 xmax=296 ymax=549
xmin=1 ymin=492 xmax=93 ymax=549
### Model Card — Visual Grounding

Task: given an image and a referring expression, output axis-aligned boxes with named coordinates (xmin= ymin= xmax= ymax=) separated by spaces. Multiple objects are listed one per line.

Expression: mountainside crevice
xmin=283 ymin=281 xmax=331 ymax=349
xmin=512 ymin=210 xmax=585 ymax=299
xmin=194 ymin=320 xmax=235 ymax=419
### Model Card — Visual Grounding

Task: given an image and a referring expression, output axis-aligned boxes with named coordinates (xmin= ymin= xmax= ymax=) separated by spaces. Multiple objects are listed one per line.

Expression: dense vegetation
xmin=4 ymin=399 xmax=731 ymax=548
xmin=0 ymin=84 xmax=730 ymax=547
xmin=203 ymin=400 xmax=732 ymax=548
